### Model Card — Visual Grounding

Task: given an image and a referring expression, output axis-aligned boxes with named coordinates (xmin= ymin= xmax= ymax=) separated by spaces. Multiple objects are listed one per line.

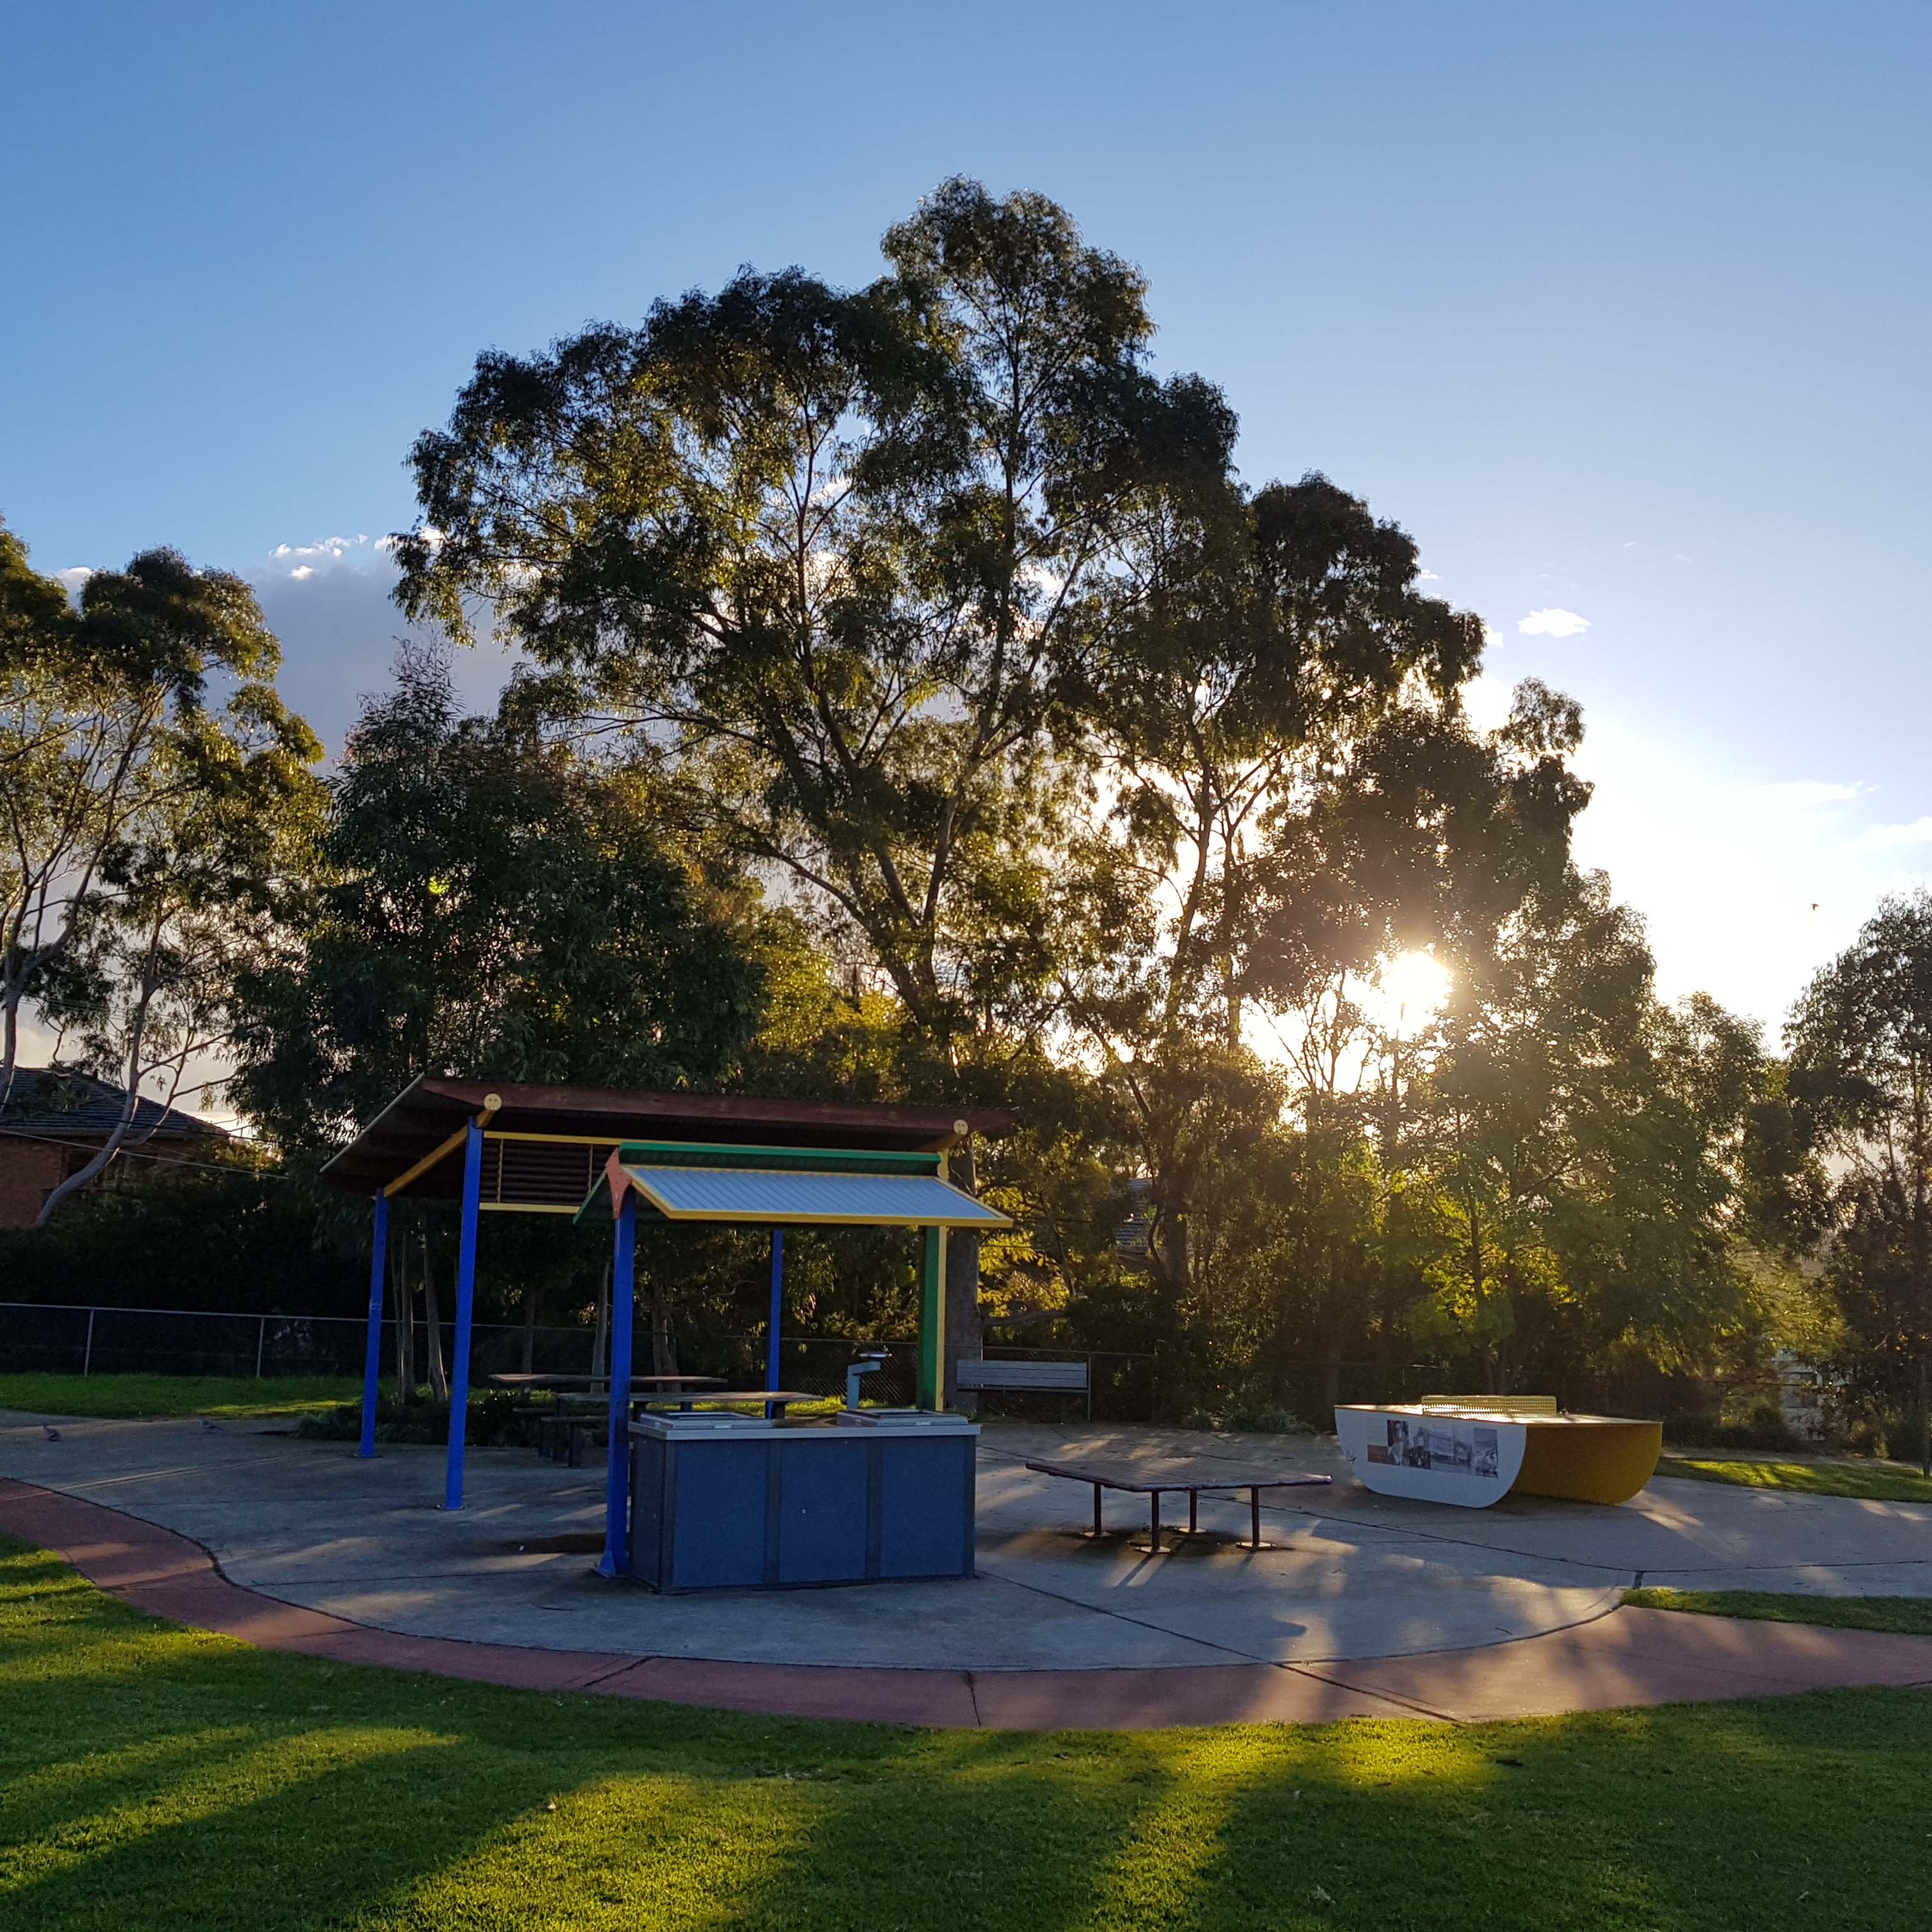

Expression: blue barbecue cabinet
xmin=629 ymin=1408 xmax=979 ymax=1591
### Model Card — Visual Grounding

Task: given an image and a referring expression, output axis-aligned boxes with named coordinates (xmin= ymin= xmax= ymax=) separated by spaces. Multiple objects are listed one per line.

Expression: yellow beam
xmin=481 ymin=1130 xmax=617 ymax=1148
xmin=381 ymin=1096 xmax=502 ymax=1198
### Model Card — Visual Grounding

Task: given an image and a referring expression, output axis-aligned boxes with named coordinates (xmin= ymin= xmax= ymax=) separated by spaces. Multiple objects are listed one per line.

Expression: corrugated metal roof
xmin=319 ymin=1075 xmax=1011 ymax=1198
xmin=617 ymin=1163 xmax=1011 ymax=1229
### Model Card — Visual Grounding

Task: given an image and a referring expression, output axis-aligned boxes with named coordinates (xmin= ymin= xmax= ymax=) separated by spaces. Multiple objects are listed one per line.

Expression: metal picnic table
xmin=488 ymin=1374 xmax=734 ymax=1465
xmin=488 ymin=1372 xmax=726 ymax=1412
xmin=637 ymin=1390 xmax=821 ymax=1418
xmin=1023 ymin=1457 xmax=1333 ymax=1553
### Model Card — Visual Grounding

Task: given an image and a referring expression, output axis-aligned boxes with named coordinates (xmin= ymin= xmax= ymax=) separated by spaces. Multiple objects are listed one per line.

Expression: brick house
xmin=0 ymin=1068 xmax=230 ymax=1229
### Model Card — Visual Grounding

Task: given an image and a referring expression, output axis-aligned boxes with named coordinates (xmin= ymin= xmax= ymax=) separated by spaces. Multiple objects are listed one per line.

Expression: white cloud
xmin=1750 ymin=779 xmax=1860 ymax=811
xmin=1858 ymin=816 xmax=1932 ymax=851
xmin=1517 ymin=607 xmax=1591 ymax=638
xmin=1416 ymin=567 xmax=1439 ymax=581
xmin=271 ymin=534 xmax=371 ymax=564
xmin=245 ymin=536 xmax=521 ymax=765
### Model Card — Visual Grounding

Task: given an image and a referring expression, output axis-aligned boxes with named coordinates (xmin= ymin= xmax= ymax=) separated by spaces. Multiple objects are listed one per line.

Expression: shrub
xmin=1663 ymin=1401 xmax=1802 ymax=1452
xmin=298 ymin=1386 xmax=543 ymax=1446
xmin=1180 ymin=1391 xmax=1314 ymax=1436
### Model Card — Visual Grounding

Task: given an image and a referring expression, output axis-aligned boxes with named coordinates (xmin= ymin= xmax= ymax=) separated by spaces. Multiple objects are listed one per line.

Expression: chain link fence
xmin=0 ymin=1302 xmax=1159 ymax=1421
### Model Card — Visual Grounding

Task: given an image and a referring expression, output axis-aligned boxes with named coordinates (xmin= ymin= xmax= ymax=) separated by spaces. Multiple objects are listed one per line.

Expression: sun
xmin=1374 ymin=949 xmax=1452 ymax=1032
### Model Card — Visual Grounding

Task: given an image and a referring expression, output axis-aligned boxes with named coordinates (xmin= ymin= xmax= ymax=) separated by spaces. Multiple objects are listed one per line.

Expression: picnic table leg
xmin=1149 ymin=1490 xmax=1162 ymax=1554
xmin=1092 ymin=1483 xmax=1103 ymax=1538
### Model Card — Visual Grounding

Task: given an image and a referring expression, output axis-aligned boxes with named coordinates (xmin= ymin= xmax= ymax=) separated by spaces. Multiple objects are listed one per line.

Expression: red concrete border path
xmin=6 ymin=1476 xmax=1932 ymax=1731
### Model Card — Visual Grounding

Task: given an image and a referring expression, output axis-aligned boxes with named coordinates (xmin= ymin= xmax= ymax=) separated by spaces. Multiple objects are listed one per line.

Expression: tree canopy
xmin=7 ymin=181 xmax=1876 ymax=1428
xmin=1 ymin=525 xmax=322 ymax=1221
xmin=230 ymin=647 xmax=767 ymax=1154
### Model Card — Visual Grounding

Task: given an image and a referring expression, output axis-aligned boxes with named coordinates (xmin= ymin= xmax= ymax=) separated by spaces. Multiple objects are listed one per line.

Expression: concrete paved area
xmin=5 ymin=1411 xmax=1932 ymax=1676
xmin=9 ymin=1457 xmax=1932 ymax=1731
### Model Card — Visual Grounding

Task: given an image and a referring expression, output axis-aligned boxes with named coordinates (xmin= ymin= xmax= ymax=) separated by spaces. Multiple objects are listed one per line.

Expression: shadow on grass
xmin=6 ymin=1534 xmax=1932 ymax=1931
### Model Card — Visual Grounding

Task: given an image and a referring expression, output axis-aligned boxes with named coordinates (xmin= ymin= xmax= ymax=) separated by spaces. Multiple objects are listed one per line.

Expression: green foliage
xmin=1779 ymin=891 xmax=1932 ymax=1414
xmin=1179 ymin=1393 xmax=1314 ymax=1435
xmin=0 ymin=1163 xmax=360 ymax=1315
xmin=0 ymin=528 xmax=323 ymax=1222
xmin=1400 ymin=873 xmax=1764 ymax=1392
xmin=1660 ymin=1403 xmax=1805 ymax=1452
xmin=398 ymin=182 xmax=1231 ymax=1062
xmin=383 ymin=183 xmax=1821 ymax=1410
xmin=8 ymin=186 xmax=1874 ymax=1411
xmin=229 ymin=647 xmax=765 ymax=1153
xmin=298 ymin=1387 xmax=534 ymax=1445
xmin=7 ymin=1537 xmax=1932 ymax=1930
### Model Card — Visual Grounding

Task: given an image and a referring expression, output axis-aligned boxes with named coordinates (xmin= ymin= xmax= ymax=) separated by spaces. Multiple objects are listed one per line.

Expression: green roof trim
xmin=611 ymin=1140 xmax=942 ymax=1175
xmin=574 ymin=1139 xmax=999 ymax=1227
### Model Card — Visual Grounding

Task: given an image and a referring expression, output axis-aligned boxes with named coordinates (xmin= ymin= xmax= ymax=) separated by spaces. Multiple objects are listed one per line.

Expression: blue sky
xmin=5 ymin=1 xmax=1929 ymax=1028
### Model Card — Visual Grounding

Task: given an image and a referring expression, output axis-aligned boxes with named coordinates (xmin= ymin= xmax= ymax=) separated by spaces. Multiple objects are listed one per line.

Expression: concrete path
xmin=8 ymin=1473 xmax=1932 ymax=1730
xmin=5 ymin=1411 xmax=1932 ymax=1728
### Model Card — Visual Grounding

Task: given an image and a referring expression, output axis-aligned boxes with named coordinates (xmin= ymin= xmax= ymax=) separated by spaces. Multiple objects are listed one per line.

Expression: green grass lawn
xmin=1657 ymin=1454 xmax=1932 ymax=1504
xmin=3 ymin=1542 xmax=1931 ymax=1930
xmin=0 ymin=1374 xmax=363 ymax=1421
xmin=1625 ymin=1588 xmax=1932 ymax=1636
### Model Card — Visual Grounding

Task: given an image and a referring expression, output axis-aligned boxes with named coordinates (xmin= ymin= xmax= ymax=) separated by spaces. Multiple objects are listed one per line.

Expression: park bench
xmin=956 ymin=1357 xmax=1091 ymax=1420
xmin=537 ymin=1409 xmax=604 ymax=1466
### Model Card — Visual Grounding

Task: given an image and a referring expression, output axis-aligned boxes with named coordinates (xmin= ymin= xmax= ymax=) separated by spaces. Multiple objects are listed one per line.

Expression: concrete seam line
xmin=1280 ymin=1664 xmax=1462 ymax=1724
xmin=972 ymin=1564 xmax=1276 ymax=1666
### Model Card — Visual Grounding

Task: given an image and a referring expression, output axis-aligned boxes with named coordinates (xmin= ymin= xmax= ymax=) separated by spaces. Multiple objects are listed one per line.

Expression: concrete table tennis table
xmin=1025 ymin=1457 xmax=1333 ymax=1552
xmin=1335 ymin=1397 xmax=1662 ymax=1506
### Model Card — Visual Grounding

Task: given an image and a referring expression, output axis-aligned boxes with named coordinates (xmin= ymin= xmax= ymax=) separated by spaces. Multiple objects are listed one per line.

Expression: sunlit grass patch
xmin=1 ymin=1534 xmax=1931 ymax=1928
xmin=1625 ymin=1587 xmax=1932 ymax=1635
xmin=0 ymin=1373 xmax=363 ymax=1420
xmin=1656 ymin=1455 xmax=1932 ymax=1503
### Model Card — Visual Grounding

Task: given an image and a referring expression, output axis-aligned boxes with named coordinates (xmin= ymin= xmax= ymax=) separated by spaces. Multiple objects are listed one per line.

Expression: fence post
xmin=82 ymin=1307 xmax=96 ymax=1377
xmin=256 ymin=1315 xmax=267 ymax=1378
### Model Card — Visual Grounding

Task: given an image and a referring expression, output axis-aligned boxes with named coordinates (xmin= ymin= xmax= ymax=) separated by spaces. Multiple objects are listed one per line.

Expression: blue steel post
xmin=599 ymin=1190 xmax=637 ymax=1577
xmin=358 ymin=1193 xmax=389 ymax=1458
xmin=441 ymin=1121 xmax=484 ymax=1511
xmin=765 ymin=1228 xmax=784 ymax=1418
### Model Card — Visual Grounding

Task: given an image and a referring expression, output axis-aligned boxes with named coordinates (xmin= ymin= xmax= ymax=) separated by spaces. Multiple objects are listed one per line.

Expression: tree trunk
xmin=651 ymin=1275 xmax=678 ymax=1375
xmin=34 ymin=1064 xmax=146 ymax=1226
xmin=422 ymin=1236 xmax=448 ymax=1403
xmin=942 ymin=1137 xmax=983 ymax=1409
xmin=392 ymin=1230 xmax=412 ymax=1404
xmin=591 ymin=1260 xmax=610 ymax=1386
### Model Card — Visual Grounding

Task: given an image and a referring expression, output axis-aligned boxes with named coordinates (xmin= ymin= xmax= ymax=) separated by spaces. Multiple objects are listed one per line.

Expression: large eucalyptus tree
xmin=393 ymin=180 xmax=1234 ymax=1365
